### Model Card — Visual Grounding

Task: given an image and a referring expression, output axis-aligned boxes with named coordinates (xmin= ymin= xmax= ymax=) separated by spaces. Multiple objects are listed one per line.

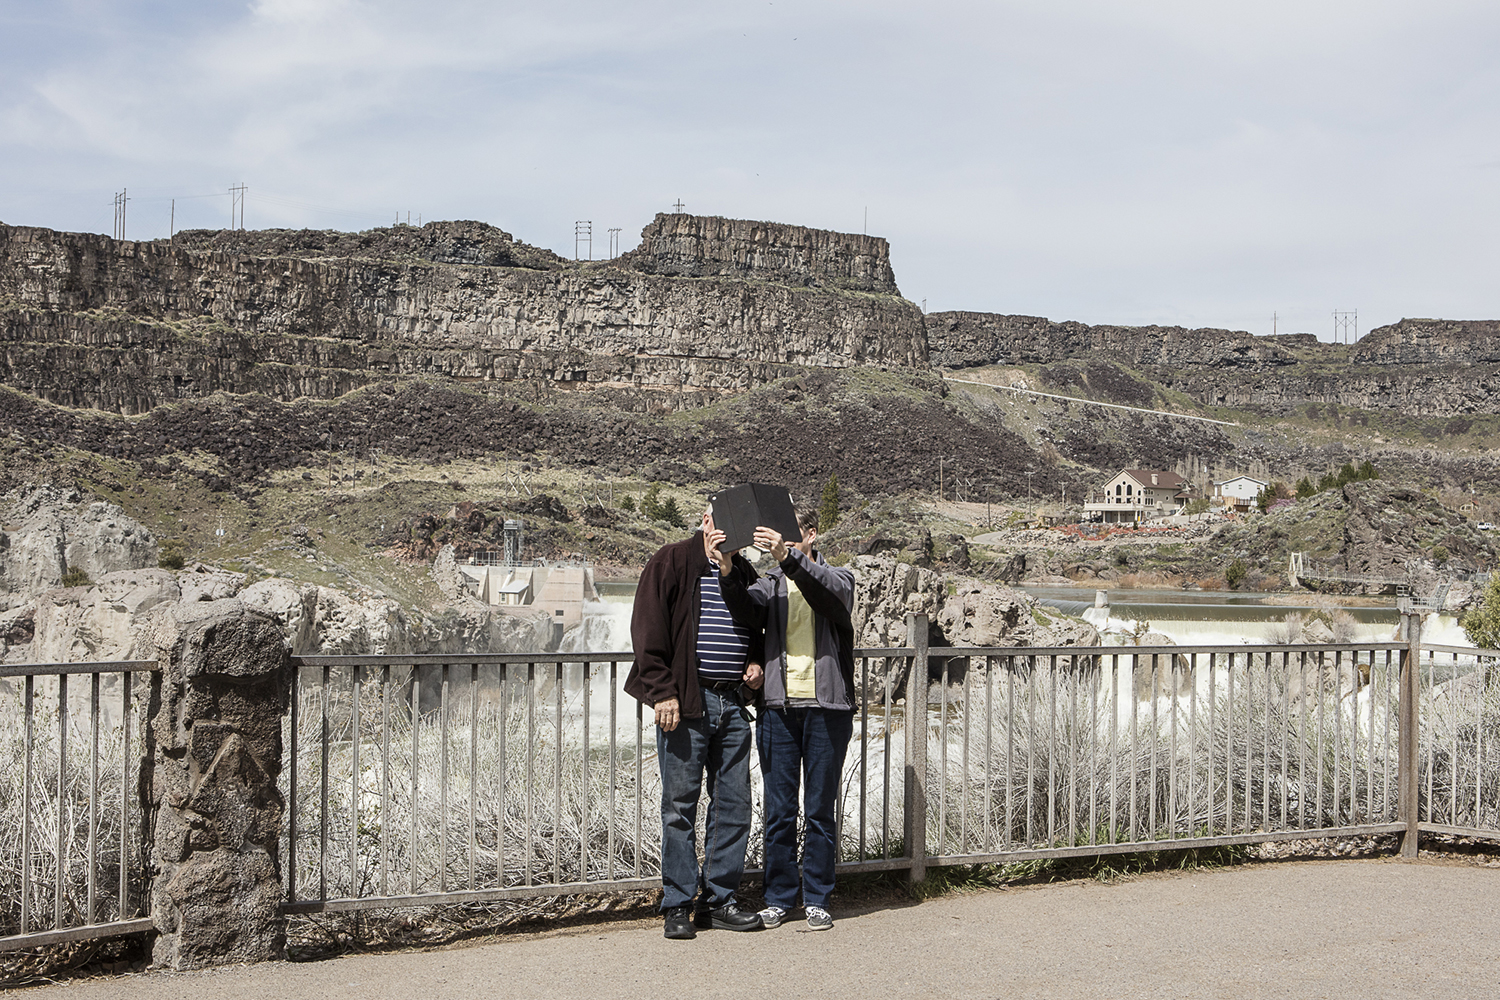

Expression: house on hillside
xmin=1212 ymin=475 xmax=1268 ymax=514
xmin=1082 ymin=469 xmax=1194 ymax=524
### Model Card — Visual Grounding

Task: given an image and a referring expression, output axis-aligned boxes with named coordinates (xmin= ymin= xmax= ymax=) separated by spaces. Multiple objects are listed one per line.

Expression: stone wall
xmin=620 ymin=212 xmax=900 ymax=294
xmin=0 ymin=221 xmax=925 ymax=414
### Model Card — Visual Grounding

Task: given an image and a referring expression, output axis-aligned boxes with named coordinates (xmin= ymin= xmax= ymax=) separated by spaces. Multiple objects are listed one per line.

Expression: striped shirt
xmin=697 ymin=564 xmax=751 ymax=684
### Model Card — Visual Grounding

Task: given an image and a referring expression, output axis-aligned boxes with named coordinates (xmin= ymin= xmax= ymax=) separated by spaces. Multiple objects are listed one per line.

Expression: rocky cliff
xmin=924 ymin=311 xmax=1296 ymax=369
xmin=618 ymin=213 xmax=899 ymax=294
xmin=0 ymin=216 xmax=925 ymax=415
xmin=927 ymin=310 xmax=1500 ymax=417
xmin=1352 ymin=318 xmax=1500 ymax=366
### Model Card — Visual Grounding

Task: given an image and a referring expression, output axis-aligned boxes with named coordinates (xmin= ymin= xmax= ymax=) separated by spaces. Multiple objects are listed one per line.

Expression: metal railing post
xmin=1398 ymin=611 xmax=1422 ymax=858
xmin=905 ymin=613 xmax=929 ymax=884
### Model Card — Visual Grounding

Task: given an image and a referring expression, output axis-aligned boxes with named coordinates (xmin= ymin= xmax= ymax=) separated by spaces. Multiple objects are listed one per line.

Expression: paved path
xmin=10 ymin=858 xmax=1500 ymax=1000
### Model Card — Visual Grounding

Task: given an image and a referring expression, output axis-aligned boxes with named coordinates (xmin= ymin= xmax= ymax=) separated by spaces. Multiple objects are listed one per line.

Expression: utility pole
xmin=575 ymin=221 xmax=592 ymax=261
xmin=608 ymin=227 xmax=621 ymax=259
xmin=1273 ymin=312 xmax=1278 ymax=335
xmin=112 ymin=189 xmax=129 ymax=240
xmin=169 ymin=199 xmax=175 ymax=245
xmin=1027 ymin=470 xmax=1036 ymax=520
xmin=229 ymin=184 xmax=247 ymax=230
xmin=672 ymin=199 xmax=685 ymax=213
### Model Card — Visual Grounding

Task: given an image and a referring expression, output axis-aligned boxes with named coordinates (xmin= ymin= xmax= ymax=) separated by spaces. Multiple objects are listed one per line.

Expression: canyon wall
xmin=923 ymin=311 xmax=1295 ymax=369
xmin=925 ymin=310 xmax=1500 ymax=417
xmin=0 ymin=217 xmax=924 ymax=414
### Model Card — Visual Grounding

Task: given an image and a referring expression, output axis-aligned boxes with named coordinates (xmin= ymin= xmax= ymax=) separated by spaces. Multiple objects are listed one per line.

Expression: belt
xmin=701 ymin=679 xmax=743 ymax=693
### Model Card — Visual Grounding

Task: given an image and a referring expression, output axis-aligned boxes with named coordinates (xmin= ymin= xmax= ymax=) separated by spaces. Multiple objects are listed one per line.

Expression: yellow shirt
xmin=784 ymin=578 xmax=817 ymax=698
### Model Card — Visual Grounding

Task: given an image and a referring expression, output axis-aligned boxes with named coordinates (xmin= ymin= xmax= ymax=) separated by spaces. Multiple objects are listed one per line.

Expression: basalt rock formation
xmin=924 ymin=312 xmax=1296 ymax=370
xmin=618 ymin=212 xmax=899 ymax=293
xmin=5 ymin=211 xmax=1500 ymax=434
xmin=925 ymin=311 xmax=1500 ymax=417
xmin=0 ymin=214 xmax=925 ymax=416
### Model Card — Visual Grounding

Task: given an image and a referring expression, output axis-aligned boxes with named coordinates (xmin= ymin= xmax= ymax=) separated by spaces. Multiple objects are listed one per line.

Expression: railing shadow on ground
xmin=4 ymin=612 xmax=1500 ymax=962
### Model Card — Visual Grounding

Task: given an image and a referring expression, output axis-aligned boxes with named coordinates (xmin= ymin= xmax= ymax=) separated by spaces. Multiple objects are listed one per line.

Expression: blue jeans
xmin=757 ymin=706 xmax=854 ymax=910
xmin=656 ymin=687 xmax=754 ymax=911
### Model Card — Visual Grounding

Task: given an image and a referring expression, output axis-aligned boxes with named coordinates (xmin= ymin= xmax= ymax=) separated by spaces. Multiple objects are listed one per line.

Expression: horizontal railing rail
xmin=0 ymin=660 xmax=159 ymax=953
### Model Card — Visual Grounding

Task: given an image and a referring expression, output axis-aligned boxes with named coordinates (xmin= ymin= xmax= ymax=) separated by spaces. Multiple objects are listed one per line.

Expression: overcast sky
xmin=3 ymin=1 xmax=1497 ymax=339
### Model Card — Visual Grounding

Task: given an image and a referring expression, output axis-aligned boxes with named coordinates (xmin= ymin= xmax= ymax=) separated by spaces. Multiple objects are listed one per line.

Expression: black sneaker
xmin=663 ymin=905 xmax=696 ymax=939
xmin=698 ymin=900 xmax=764 ymax=932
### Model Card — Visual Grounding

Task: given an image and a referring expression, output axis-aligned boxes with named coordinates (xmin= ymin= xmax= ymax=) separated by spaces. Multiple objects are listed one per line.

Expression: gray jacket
xmin=722 ymin=548 xmax=856 ymax=711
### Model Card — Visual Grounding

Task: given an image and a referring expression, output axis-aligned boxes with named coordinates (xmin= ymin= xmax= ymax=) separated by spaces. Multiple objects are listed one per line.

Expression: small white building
xmin=1082 ymin=469 xmax=1193 ymax=524
xmin=1212 ymin=475 xmax=1268 ymax=514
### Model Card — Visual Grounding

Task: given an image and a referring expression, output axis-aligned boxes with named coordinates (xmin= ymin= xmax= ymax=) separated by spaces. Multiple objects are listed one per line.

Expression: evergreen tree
xmin=1295 ymin=477 xmax=1316 ymax=499
xmin=659 ymin=496 xmax=686 ymax=529
xmin=818 ymin=473 xmax=841 ymax=531
xmin=619 ymin=494 xmax=636 ymax=513
xmin=641 ymin=483 xmax=663 ymax=521
xmin=1359 ymin=459 xmax=1378 ymax=481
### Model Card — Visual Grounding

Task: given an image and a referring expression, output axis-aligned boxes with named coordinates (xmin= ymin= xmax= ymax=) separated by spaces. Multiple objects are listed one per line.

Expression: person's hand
xmin=753 ymin=526 xmax=789 ymax=562
xmin=703 ymin=526 xmax=732 ymax=573
xmin=743 ymin=662 xmax=764 ymax=690
xmin=654 ymin=697 xmax=681 ymax=731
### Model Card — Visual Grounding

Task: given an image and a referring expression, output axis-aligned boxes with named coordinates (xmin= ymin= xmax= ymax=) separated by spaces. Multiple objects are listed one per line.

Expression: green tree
xmin=619 ymin=494 xmax=637 ymax=514
xmin=1318 ymin=472 xmax=1339 ymax=492
xmin=640 ymin=483 xmax=663 ymax=521
xmin=1358 ymin=459 xmax=1378 ymax=481
xmin=1184 ymin=498 xmax=1210 ymax=515
xmin=818 ymin=473 xmax=841 ymax=531
xmin=1256 ymin=481 xmax=1290 ymax=513
xmin=1295 ymin=477 xmax=1317 ymax=499
xmin=1225 ymin=559 xmax=1248 ymax=590
xmin=1336 ymin=461 xmax=1359 ymax=487
xmin=659 ymin=495 xmax=686 ymax=529
xmin=158 ymin=540 xmax=186 ymax=570
xmin=1461 ymin=575 xmax=1500 ymax=650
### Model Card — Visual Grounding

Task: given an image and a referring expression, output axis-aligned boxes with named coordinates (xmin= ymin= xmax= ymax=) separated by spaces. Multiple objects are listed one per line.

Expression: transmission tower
xmin=574 ymin=220 xmax=592 ymax=261
xmin=1333 ymin=309 xmax=1357 ymax=345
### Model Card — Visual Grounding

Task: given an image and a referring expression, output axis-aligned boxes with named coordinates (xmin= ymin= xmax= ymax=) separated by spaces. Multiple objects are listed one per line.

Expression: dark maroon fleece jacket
xmin=625 ymin=531 xmax=760 ymax=719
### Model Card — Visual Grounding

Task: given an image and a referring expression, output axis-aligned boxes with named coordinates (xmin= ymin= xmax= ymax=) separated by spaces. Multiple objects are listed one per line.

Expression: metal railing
xmin=0 ymin=662 xmax=158 ymax=952
xmin=918 ymin=644 xmax=1409 ymax=869
xmin=1413 ymin=643 xmax=1500 ymax=839
xmin=7 ymin=620 xmax=1500 ymax=950
xmin=281 ymin=638 xmax=1440 ymax=914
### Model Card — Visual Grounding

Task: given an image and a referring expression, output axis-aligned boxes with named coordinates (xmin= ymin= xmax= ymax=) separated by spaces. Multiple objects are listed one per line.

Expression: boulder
xmin=0 ymin=485 xmax=158 ymax=609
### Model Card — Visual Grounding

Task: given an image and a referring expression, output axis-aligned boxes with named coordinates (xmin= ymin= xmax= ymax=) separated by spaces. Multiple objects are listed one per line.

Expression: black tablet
xmin=708 ymin=483 xmax=802 ymax=553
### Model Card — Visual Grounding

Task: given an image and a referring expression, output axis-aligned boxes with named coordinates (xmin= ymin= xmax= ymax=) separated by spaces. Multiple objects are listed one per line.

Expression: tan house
xmin=1082 ymin=469 xmax=1193 ymax=523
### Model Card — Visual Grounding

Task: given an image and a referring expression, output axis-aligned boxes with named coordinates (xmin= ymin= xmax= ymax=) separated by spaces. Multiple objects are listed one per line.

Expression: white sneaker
xmin=806 ymin=906 xmax=832 ymax=931
xmin=757 ymin=905 xmax=786 ymax=929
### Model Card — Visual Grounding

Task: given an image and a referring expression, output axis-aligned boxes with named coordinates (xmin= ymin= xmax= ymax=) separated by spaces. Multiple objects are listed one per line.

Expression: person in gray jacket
xmin=721 ymin=508 xmax=856 ymax=932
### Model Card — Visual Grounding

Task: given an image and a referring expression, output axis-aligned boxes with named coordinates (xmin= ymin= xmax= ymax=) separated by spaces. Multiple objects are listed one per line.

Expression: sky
xmin=2 ymin=0 xmax=1498 ymax=339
